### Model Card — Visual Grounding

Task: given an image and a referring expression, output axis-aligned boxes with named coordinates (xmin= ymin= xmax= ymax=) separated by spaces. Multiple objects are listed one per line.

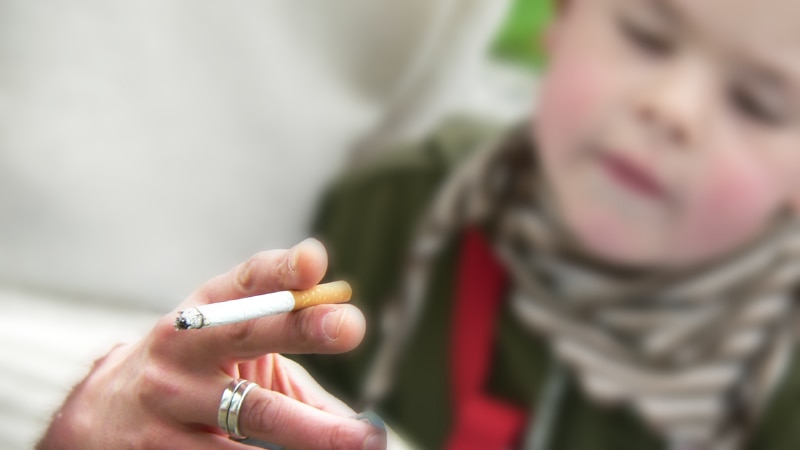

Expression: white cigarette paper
xmin=175 ymin=281 xmax=352 ymax=330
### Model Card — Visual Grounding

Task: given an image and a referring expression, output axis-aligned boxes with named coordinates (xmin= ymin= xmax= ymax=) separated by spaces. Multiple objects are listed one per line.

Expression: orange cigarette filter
xmin=291 ymin=280 xmax=353 ymax=310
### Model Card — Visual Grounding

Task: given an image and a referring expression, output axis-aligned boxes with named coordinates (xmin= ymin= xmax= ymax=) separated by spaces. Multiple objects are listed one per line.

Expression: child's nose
xmin=634 ymin=59 xmax=713 ymax=149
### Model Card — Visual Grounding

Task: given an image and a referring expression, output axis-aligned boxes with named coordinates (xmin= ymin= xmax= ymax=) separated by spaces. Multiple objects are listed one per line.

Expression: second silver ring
xmin=227 ymin=379 xmax=259 ymax=439
xmin=218 ymin=378 xmax=259 ymax=439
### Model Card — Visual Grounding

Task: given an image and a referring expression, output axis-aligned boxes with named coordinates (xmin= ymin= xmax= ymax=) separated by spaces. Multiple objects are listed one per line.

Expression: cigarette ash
xmin=174 ymin=308 xmax=205 ymax=330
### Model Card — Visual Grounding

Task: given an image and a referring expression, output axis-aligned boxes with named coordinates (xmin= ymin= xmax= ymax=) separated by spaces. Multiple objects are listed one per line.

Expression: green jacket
xmin=296 ymin=117 xmax=800 ymax=450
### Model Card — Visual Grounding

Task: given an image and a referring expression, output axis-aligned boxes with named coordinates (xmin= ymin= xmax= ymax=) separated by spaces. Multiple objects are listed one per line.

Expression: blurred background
xmin=0 ymin=1 xmax=550 ymax=448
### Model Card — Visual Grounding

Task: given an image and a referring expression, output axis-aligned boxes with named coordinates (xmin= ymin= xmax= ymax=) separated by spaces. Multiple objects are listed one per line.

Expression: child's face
xmin=536 ymin=0 xmax=800 ymax=268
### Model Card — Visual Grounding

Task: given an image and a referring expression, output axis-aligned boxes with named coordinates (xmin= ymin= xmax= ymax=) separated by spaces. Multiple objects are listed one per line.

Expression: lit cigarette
xmin=174 ymin=281 xmax=352 ymax=330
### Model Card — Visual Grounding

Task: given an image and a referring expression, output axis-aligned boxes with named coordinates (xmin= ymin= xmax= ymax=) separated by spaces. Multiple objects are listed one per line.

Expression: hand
xmin=37 ymin=238 xmax=385 ymax=450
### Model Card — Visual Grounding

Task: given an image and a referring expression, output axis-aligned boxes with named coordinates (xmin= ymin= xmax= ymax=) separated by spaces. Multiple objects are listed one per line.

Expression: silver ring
xmin=218 ymin=379 xmax=259 ymax=439
xmin=227 ymin=380 xmax=259 ymax=439
xmin=218 ymin=379 xmax=247 ymax=435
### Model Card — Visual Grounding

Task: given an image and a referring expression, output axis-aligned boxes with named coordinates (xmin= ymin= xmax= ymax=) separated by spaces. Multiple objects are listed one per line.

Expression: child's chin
xmin=566 ymin=214 xmax=673 ymax=269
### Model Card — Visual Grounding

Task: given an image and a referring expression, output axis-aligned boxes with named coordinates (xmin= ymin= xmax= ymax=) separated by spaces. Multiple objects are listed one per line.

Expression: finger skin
xmin=238 ymin=389 xmax=386 ymax=450
xmin=198 ymin=303 xmax=367 ymax=361
xmin=198 ymin=238 xmax=328 ymax=305
xmin=151 ymin=298 xmax=366 ymax=371
xmin=177 ymin=433 xmax=255 ymax=450
xmin=157 ymin=239 xmax=365 ymax=366
xmin=238 ymin=355 xmax=355 ymax=417
xmin=167 ymin=356 xmax=356 ymax=427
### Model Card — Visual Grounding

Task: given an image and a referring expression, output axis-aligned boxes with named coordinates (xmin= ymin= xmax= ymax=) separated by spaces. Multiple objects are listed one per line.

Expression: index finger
xmin=152 ymin=238 xmax=337 ymax=365
xmin=194 ymin=237 xmax=328 ymax=306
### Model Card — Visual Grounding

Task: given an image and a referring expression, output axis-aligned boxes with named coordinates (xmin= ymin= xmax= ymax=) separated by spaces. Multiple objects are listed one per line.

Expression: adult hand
xmin=37 ymin=238 xmax=383 ymax=450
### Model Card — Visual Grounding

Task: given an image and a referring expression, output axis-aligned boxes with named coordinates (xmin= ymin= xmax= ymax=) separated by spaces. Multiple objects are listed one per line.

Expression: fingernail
xmin=363 ymin=432 xmax=386 ymax=450
xmin=322 ymin=308 xmax=347 ymax=341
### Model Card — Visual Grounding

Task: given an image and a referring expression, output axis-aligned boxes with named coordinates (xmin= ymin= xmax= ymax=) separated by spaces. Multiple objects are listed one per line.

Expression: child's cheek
xmin=686 ymin=154 xmax=778 ymax=255
xmin=537 ymin=52 xmax=612 ymax=161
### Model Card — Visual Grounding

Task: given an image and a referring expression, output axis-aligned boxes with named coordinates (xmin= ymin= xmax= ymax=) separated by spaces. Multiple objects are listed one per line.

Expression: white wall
xmin=0 ymin=0 xmax=518 ymax=310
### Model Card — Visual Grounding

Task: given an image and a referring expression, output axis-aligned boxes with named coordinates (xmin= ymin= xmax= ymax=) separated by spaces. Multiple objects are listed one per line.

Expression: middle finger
xmin=177 ymin=302 xmax=366 ymax=365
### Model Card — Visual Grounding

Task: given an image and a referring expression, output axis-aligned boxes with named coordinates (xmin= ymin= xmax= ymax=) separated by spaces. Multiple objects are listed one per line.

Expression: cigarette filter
xmin=174 ymin=280 xmax=352 ymax=330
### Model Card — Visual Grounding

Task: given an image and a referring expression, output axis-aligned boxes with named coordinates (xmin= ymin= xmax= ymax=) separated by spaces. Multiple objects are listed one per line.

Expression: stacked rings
xmin=218 ymin=379 xmax=259 ymax=439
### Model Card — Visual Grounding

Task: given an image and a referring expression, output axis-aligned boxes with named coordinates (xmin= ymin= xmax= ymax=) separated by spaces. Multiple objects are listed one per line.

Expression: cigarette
xmin=174 ymin=280 xmax=352 ymax=330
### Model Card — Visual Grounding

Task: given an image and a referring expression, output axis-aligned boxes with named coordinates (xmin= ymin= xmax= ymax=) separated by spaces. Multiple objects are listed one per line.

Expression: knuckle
xmin=328 ymin=425 xmax=349 ymax=448
xmin=153 ymin=315 xmax=178 ymax=341
xmin=234 ymin=256 xmax=259 ymax=295
xmin=89 ymin=342 xmax=126 ymax=371
xmin=292 ymin=309 xmax=323 ymax=349
xmin=241 ymin=390 xmax=278 ymax=436
xmin=137 ymin=362 xmax=178 ymax=410
xmin=224 ymin=319 xmax=258 ymax=352
xmin=327 ymin=422 xmax=361 ymax=450
xmin=147 ymin=315 xmax=183 ymax=359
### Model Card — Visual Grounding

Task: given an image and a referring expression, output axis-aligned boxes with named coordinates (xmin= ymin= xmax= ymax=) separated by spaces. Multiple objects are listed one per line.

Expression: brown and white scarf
xmin=361 ymin=123 xmax=800 ymax=450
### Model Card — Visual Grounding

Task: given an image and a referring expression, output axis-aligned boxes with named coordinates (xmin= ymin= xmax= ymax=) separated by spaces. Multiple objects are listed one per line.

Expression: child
xmin=299 ymin=0 xmax=800 ymax=449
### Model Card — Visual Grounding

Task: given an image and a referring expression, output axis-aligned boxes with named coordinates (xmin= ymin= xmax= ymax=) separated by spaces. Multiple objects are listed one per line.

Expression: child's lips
xmin=599 ymin=152 xmax=670 ymax=201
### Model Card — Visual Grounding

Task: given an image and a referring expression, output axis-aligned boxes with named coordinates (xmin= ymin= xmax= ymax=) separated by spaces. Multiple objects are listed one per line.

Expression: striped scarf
xmin=361 ymin=124 xmax=800 ymax=450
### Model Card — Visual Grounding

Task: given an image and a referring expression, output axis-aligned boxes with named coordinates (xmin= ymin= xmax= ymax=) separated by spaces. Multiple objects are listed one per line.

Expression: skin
xmin=537 ymin=0 xmax=800 ymax=268
xmin=37 ymin=238 xmax=386 ymax=450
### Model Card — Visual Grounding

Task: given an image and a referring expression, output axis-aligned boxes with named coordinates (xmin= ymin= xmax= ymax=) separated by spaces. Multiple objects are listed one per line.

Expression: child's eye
xmin=728 ymin=85 xmax=786 ymax=126
xmin=617 ymin=16 xmax=675 ymax=58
